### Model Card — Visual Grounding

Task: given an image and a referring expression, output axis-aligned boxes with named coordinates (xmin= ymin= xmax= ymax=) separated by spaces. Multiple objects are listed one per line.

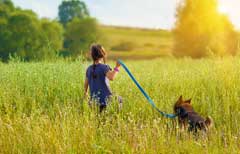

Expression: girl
xmin=84 ymin=44 xmax=122 ymax=112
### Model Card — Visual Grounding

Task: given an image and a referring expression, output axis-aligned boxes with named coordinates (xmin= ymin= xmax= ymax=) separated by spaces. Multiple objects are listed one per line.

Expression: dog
xmin=174 ymin=96 xmax=213 ymax=133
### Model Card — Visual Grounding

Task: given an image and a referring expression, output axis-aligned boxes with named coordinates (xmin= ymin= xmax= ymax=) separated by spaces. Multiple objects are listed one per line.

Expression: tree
xmin=7 ymin=10 xmax=44 ymax=60
xmin=0 ymin=7 xmax=64 ymax=61
xmin=64 ymin=18 xmax=99 ymax=57
xmin=173 ymin=0 xmax=238 ymax=58
xmin=0 ymin=0 xmax=14 ymax=18
xmin=58 ymin=0 xmax=89 ymax=26
xmin=0 ymin=0 xmax=14 ymax=10
xmin=41 ymin=19 xmax=64 ymax=59
xmin=0 ymin=0 xmax=14 ymax=61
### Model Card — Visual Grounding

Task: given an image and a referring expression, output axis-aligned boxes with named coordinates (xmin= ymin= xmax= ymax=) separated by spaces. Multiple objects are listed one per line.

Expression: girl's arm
xmin=106 ymin=61 xmax=121 ymax=81
xmin=84 ymin=78 xmax=89 ymax=98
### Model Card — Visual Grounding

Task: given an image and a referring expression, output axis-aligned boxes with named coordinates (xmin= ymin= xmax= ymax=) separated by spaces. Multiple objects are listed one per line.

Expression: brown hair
xmin=90 ymin=44 xmax=107 ymax=79
xmin=91 ymin=44 xmax=106 ymax=63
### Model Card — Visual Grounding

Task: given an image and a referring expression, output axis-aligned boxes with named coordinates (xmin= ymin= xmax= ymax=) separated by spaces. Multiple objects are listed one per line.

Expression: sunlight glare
xmin=218 ymin=5 xmax=228 ymax=14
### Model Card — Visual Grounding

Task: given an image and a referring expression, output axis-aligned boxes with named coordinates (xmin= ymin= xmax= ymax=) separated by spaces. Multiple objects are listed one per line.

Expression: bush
xmin=64 ymin=18 xmax=99 ymax=57
xmin=111 ymin=41 xmax=135 ymax=51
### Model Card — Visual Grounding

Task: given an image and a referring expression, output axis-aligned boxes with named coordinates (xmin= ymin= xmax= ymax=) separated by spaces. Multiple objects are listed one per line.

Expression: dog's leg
xmin=188 ymin=123 xmax=194 ymax=132
xmin=183 ymin=119 xmax=188 ymax=131
xmin=178 ymin=118 xmax=185 ymax=132
xmin=200 ymin=122 xmax=208 ymax=132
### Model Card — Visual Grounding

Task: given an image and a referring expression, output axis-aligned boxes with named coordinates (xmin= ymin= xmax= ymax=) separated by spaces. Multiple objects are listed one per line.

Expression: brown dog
xmin=174 ymin=96 xmax=213 ymax=133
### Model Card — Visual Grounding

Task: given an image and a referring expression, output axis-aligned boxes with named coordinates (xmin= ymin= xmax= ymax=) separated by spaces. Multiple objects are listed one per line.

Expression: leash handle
xmin=118 ymin=59 xmax=176 ymax=119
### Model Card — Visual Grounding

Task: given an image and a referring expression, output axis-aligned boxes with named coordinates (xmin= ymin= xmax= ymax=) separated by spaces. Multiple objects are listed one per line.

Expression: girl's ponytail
xmin=92 ymin=63 xmax=97 ymax=79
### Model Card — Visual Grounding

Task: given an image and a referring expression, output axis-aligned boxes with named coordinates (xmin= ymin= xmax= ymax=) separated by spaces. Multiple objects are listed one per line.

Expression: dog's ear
xmin=185 ymin=99 xmax=191 ymax=104
xmin=178 ymin=95 xmax=183 ymax=102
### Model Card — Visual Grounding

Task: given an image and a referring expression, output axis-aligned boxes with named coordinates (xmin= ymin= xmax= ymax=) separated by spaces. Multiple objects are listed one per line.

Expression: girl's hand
xmin=115 ymin=61 xmax=121 ymax=68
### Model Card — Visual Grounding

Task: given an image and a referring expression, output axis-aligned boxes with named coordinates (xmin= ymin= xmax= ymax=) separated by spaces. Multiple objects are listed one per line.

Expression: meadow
xmin=0 ymin=58 xmax=240 ymax=153
xmin=100 ymin=26 xmax=173 ymax=59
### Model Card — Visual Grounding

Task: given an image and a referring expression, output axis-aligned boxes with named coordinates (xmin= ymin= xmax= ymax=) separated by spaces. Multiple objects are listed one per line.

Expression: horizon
xmin=11 ymin=0 xmax=240 ymax=30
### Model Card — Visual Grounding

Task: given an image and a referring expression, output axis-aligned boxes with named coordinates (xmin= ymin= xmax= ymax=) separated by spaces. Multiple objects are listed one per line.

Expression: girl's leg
xmin=99 ymin=95 xmax=123 ymax=112
xmin=99 ymin=104 xmax=107 ymax=113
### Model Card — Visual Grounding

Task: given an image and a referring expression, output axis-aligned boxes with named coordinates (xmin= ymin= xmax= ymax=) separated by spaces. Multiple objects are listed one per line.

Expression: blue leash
xmin=118 ymin=60 xmax=176 ymax=119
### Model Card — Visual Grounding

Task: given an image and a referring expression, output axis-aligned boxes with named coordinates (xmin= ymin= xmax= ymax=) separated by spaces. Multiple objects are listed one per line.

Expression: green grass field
xmin=0 ymin=58 xmax=240 ymax=153
xmin=100 ymin=26 xmax=173 ymax=59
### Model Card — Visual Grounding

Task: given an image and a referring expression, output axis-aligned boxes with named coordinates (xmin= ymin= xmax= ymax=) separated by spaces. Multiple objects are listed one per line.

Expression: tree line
xmin=0 ymin=0 xmax=239 ymax=61
xmin=0 ymin=0 xmax=98 ymax=61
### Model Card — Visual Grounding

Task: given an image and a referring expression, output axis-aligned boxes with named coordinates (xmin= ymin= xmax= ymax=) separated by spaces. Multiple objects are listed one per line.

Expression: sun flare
xmin=217 ymin=1 xmax=240 ymax=29
xmin=218 ymin=5 xmax=229 ymax=14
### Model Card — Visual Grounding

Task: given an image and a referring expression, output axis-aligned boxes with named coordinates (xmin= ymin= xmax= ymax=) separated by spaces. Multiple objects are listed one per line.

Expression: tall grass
xmin=0 ymin=58 xmax=240 ymax=153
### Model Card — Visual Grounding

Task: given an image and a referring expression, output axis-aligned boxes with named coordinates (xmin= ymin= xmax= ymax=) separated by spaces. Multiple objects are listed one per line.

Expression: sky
xmin=11 ymin=0 xmax=240 ymax=30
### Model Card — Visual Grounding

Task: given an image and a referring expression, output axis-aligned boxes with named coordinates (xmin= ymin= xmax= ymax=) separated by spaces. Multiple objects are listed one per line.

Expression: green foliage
xmin=0 ymin=0 xmax=99 ymax=61
xmin=41 ymin=19 xmax=64 ymax=59
xmin=0 ymin=1 xmax=64 ymax=61
xmin=0 ymin=58 xmax=240 ymax=153
xmin=64 ymin=18 xmax=99 ymax=57
xmin=0 ymin=0 xmax=14 ymax=18
xmin=8 ymin=10 xmax=43 ymax=60
xmin=58 ymin=0 xmax=100 ymax=59
xmin=0 ymin=0 xmax=13 ymax=60
xmin=0 ymin=0 xmax=14 ymax=9
xmin=58 ymin=0 xmax=89 ymax=26
xmin=173 ymin=0 xmax=239 ymax=58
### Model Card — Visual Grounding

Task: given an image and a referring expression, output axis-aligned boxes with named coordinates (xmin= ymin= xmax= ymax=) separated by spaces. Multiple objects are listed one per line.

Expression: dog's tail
xmin=205 ymin=116 xmax=213 ymax=128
